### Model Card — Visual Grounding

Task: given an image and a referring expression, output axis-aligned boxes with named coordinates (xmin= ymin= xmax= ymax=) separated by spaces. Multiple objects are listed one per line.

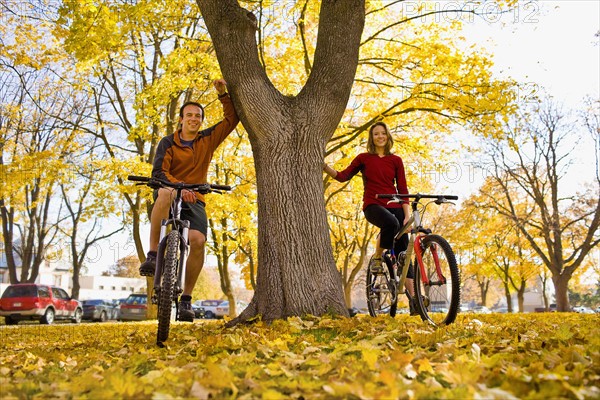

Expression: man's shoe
xmin=178 ymin=301 xmax=195 ymax=322
xmin=368 ymin=257 xmax=384 ymax=274
xmin=139 ymin=252 xmax=156 ymax=276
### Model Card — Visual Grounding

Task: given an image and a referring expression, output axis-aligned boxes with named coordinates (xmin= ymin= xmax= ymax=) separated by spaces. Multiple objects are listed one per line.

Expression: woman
xmin=323 ymin=122 xmax=415 ymax=303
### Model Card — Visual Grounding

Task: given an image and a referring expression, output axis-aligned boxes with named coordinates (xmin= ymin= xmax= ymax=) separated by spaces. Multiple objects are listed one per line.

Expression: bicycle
xmin=128 ymin=175 xmax=231 ymax=346
xmin=365 ymin=193 xmax=460 ymax=326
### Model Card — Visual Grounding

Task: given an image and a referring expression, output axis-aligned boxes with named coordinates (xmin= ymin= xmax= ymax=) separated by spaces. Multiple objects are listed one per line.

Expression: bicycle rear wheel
xmin=366 ymin=255 xmax=398 ymax=317
xmin=157 ymin=230 xmax=179 ymax=345
xmin=413 ymin=234 xmax=460 ymax=326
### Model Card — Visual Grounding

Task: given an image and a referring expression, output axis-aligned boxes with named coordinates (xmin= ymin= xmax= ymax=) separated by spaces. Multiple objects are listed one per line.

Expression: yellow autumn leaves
xmin=1 ymin=313 xmax=599 ymax=399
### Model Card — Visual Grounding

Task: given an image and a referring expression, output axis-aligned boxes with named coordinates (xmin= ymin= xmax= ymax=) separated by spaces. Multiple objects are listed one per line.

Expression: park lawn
xmin=0 ymin=313 xmax=598 ymax=399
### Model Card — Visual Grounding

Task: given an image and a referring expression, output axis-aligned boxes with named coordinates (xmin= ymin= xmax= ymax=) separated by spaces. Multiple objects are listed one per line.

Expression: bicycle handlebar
xmin=128 ymin=175 xmax=150 ymax=182
xmin=376 ymin=193 xmax=458 ymax=201
xmin=127 ymin=175 xmax=232 ymax=193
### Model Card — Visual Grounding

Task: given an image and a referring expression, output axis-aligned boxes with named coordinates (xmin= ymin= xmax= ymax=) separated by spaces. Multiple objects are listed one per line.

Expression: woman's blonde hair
xmin=366 ymin=122 xmax=394 ymax=155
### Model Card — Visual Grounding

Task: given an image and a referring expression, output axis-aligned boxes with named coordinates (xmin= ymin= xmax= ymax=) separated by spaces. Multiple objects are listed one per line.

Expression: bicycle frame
xmin=369 ymin=192 xmax=459 ymax=324
xmin=127 ymin=175 xmax=232 ymax=344
xmin=388 ymin=197 xmax=447 ymax=293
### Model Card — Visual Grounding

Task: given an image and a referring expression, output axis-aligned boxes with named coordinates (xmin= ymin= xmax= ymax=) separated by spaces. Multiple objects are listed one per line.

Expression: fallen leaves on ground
xmin=1 ymin=313 xmax=599 ymax=399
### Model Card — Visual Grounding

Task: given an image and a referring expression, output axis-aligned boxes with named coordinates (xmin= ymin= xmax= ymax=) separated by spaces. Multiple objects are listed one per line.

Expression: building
xmin=0 ymin=248 xmax=145 ymax=300
xmin=78 ymin=275 xmax=146 ymax=300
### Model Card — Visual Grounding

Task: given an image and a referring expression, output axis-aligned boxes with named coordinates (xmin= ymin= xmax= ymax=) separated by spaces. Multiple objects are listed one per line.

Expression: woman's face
xmin=372 ymin=125 xmax=388 ymax=149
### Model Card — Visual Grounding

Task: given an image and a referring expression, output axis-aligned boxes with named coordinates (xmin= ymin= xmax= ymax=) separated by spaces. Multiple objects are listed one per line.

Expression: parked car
xmin=193 ymin=299 xmax=224 ymax=319
xmin=572 ymin=306 xmax=595 ymax=314
xmin=81 ymin=299 xmax=115 ymax=322
xmin=0 ymin=283 xmax=82 ymax=325
xmin=459 ymin=305 xmax=471 ymax=313
xmin=472 ymin=306 xmax=491 ymax=314
xmin=119 ymin=294 xmax=147 ymax=321
xmin=215 ymin=300 xmax=248 ymax=318
xmin=112 ymin=298 xmax=127 ymax=320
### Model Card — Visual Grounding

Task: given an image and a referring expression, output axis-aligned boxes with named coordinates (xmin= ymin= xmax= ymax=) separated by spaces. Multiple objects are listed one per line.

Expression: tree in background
xmin=451 ymin=188 xmax=541 ymax=312
xmin=0 ymin=29 xmax=80 ymax=283
xmin=55 ymin=0 xmax=219 ymax=263
xmin=0 ymin=6 xmax=127 ymax=293
xmin=479 ymin=97 xmax=600 ymax=311
xmin=207 ymin=129 xmax=257 ymax=317
xmin=103 ymin=255 xmax=139 ymax=278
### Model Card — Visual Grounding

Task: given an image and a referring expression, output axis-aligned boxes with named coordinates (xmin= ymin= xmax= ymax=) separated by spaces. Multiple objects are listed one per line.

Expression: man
xmin=139 ymin=78 xmax=239 ymax=321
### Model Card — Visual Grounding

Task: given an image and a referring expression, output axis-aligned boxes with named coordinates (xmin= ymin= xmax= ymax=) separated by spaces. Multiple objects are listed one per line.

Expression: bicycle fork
xmin=152 ymin=220 xmax=190 ymax=309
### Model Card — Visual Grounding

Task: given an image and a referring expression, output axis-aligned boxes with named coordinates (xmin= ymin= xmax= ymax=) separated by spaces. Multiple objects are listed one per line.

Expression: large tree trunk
xmin=252 ymin=134 xmax=347 ymax=318
xmin=552 ymin=273 xmax=571 ymax=312
xmin=516 ymin=282 xmax=525 ymax=313
xmin=197 ymin=0 xmax=365 ymax=323
xmin=478 ymin=279 xmax=489 ymax=307
xmin=502 ymin=283 xmax=513 ymax=313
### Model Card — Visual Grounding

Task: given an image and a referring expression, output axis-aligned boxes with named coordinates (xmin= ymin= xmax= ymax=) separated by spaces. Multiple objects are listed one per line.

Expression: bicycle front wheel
xmin=366 ymin=255 xmax=398 ymax=317
xmin=157 ymin=230 xmax=179 ymax=345
xmin=413 ymin=234 xmax=460 ymax=326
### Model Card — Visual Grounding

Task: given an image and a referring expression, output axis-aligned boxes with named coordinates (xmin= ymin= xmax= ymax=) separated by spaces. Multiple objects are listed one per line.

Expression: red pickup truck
xmin=0 ymin=283 xmax=82 ymax=325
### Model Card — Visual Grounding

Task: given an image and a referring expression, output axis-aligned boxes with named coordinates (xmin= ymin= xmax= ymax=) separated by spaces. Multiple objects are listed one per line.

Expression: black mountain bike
xmin=128 ymin=175 xmax=231 ymax=346
xmin=366 ymin=193 xmax=461 ymax=326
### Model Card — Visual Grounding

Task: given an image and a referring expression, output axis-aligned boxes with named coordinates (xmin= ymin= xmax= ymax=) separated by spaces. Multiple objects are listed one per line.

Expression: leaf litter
xmin=0 ymin=313 xmax=598 ymax=399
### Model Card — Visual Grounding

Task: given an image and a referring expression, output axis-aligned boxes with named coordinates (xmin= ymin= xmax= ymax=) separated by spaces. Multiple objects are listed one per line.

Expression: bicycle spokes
xmin=412 ymin=235 xmax=460 ymax=326
xmin=366 ymin=256 xmax=398 ymax=317
xmin=429 ymin=243 xmax=447 ymax=285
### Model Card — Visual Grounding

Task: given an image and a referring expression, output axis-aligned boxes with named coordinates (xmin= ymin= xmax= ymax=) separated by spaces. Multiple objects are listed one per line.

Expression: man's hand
xmin=213 ymin=79 xmax=227 ymax=96
xmin=182 ymin=189 xmax=196 ymax=203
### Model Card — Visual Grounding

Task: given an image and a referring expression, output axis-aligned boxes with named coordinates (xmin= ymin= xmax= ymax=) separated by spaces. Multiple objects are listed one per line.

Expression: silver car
xmin=119 ymin=294 xmax=148 ymax=321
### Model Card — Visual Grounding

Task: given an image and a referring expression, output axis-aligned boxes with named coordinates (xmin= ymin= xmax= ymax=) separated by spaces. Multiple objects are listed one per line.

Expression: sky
xmin=425 ymin=0 xmax=600 ymax=195
xmin=462 ymin=0 xmax=599 ymax=106
xmin=71 ymin=0 xmax=600 ymax=275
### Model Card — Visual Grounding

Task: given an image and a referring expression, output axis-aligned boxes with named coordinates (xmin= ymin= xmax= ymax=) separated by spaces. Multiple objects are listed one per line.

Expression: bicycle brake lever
xmin=435 ymin=198 xmax=455 ymax=205
xmin=386 ymin=199 xmax=401 ymax=205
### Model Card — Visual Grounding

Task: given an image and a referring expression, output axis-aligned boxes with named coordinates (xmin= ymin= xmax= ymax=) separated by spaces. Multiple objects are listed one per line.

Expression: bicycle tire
xmin=413 ymin=234 xmax=460 ymax=326
xmin=157 ymin=230 xmax=179 ymax=345
xmin=366 ymin=255 xmax=398 ymax=317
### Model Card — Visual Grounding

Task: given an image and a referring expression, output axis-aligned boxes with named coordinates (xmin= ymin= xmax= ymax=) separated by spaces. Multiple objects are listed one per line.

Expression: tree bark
xmin=478 ymin=278 xmax=489 ymax=307
xmin=552 ymin=273 xmax=572 ymax=312
xmin=197 ymin=0 xmax=365 ymax=323
xmin=502 ymin=282 xmax=513 ymax=312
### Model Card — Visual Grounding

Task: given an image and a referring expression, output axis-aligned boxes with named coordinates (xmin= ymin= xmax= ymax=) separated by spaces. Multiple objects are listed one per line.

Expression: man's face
xmin=180 ymin=105 xmax=203 ymax=133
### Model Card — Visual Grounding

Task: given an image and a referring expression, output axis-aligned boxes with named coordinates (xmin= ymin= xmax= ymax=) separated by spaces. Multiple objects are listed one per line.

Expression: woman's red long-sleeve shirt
xmin=334 ymin=153 xmax=408 ymax=210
